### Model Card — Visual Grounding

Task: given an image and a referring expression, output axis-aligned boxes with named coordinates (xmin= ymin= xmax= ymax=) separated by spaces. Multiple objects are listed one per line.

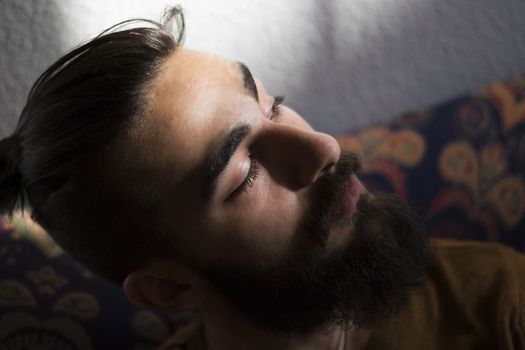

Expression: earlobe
xmin=123 ymin=274 xmax=156 ymax=307
xmin=123 ymin=272 xmax=198 ymax=312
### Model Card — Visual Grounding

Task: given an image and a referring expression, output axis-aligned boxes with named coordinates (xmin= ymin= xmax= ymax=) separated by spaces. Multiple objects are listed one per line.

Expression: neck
xmin=199 ymin=294 xmax=370 ymax=350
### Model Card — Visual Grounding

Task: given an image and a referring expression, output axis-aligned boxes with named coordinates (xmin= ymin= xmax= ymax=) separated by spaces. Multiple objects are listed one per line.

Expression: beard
xmin=192 ymin=151 xmax=433 ymax=336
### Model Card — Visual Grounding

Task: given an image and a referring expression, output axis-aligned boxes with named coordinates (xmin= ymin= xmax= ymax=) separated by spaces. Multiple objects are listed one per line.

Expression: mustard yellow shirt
xmin=158 ymin=240 xmax=525 ymax=349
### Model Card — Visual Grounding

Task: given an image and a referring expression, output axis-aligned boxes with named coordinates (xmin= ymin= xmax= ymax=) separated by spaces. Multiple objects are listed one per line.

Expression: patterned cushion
xmin=337 ymin=76 xmax=525 ymax=251
xmin=0 ymin=214 xmax=192 ymax=349
xmin=0 ymin=75 xmax=523 ymax=349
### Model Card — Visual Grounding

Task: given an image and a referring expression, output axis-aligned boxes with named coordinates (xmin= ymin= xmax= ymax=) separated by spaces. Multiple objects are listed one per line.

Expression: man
xmin=0 ymin=7 xmax=523 ymax=349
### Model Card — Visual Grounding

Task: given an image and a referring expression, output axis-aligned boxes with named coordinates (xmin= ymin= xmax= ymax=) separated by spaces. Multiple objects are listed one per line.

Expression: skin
xmin=122 ymin=48 xmax=370 ymax=349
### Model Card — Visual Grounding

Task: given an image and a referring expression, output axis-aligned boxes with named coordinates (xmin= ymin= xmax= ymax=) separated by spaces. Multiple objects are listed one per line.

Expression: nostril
xmin=321 ymin=162 xmax=335 ymax=176
xmin=313 ymin=162 xmax=335 ymax=183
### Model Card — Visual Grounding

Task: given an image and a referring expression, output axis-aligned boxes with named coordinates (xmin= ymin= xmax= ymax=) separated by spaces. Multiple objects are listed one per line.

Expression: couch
xmin=1 ymin=76 xmax=524 ymax=349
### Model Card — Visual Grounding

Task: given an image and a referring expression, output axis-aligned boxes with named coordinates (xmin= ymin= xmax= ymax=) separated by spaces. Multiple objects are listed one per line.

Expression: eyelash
xmin=270 ymin=95 xmax=285 ymax=120
xmin=233 ymin=96 xmax=285 ymax=196
xmin=235 ymin=158 xmax=260 ymax=194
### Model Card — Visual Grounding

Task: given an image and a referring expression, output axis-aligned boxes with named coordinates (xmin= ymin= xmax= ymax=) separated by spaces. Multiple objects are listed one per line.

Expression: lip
xmin=334 ymin=174 xmax=365 ymax=222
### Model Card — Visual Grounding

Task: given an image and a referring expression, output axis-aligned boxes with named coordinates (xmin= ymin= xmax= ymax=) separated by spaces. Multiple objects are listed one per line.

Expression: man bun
xmin=0 ymin=134 xmax=23 ymax=215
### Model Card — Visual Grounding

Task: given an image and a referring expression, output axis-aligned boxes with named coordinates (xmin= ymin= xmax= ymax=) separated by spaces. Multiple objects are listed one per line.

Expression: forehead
xmin=150 ymin=48 xmax=241 ymax=112
xmin=128 ymin=48 xmax=249 ymax=190
xmin=148 ymin=47 xmax=241 ymax=132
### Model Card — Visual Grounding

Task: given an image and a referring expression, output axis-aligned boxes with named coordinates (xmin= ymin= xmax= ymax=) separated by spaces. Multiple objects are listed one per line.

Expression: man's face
xmin=133 ymin=48 xmax=431 ymax=334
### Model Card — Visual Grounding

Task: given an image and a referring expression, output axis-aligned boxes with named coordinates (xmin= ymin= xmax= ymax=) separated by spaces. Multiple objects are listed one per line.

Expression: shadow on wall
xmin=294 ymin=0 xmax=525 ymax=134
xmin=0 ymin=0 xmax=64 ymax=137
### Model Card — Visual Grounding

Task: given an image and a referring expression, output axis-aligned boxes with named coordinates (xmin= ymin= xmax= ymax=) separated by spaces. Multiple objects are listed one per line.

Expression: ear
xmin=123 ymin=268 xmax=204 ymax=313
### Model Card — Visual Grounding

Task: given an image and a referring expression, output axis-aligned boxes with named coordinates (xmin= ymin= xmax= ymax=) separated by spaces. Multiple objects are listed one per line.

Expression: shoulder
xmin=429 ymin=239 xmax=525 ymax=340
xmin=432 ymin=239 xmax=525 ymax=276
xmin=429 ymin=239 xmax=525 ymax=294
xmin=366 ymin=239 xmax=525 ymax=348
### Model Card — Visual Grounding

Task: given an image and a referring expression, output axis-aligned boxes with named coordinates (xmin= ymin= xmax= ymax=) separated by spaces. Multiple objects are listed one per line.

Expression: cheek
xmin=205 ymin=185 xmax=306 ymax=260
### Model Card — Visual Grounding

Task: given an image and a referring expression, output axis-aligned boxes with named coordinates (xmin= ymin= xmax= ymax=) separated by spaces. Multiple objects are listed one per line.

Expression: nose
xmin=256 ymin=123 xmax=341 ymax=190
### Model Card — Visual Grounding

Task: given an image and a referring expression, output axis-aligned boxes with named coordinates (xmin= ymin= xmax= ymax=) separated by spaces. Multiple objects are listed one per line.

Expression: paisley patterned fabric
xmin=337 ymin=76 xmax=525 ymax=250
xmin=0 ymin=214 xmax=194 ymax=349
xmin=0 ymin=75 xmax=523 ymax=348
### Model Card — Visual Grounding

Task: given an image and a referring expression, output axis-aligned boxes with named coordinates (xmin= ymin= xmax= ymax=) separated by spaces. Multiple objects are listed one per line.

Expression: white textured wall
xmin=1 ymin=0 xmax=524 ymax=137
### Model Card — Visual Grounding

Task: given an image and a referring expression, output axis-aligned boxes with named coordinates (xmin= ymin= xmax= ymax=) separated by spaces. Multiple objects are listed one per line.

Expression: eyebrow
xmin=202 ymin=123 xmax=252 ymax=201
xmin=238 ymin=62 xmax=259 ymax=102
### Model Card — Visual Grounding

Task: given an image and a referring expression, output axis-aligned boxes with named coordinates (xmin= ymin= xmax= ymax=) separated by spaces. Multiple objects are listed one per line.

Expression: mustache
xmin=305 ymin=151 xmax=362 ymax=244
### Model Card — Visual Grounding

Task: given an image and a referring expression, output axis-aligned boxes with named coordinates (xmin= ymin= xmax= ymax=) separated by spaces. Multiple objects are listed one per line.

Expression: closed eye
xmin=228 ymin=157 xmax=260 ymax=199
xmin=228 ymin=95 xmax=285 ymax=199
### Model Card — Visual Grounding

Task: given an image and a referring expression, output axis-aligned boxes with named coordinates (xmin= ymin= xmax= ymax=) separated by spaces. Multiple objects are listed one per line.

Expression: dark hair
xmin=0 ymin=7 xmax=185 ymax=285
